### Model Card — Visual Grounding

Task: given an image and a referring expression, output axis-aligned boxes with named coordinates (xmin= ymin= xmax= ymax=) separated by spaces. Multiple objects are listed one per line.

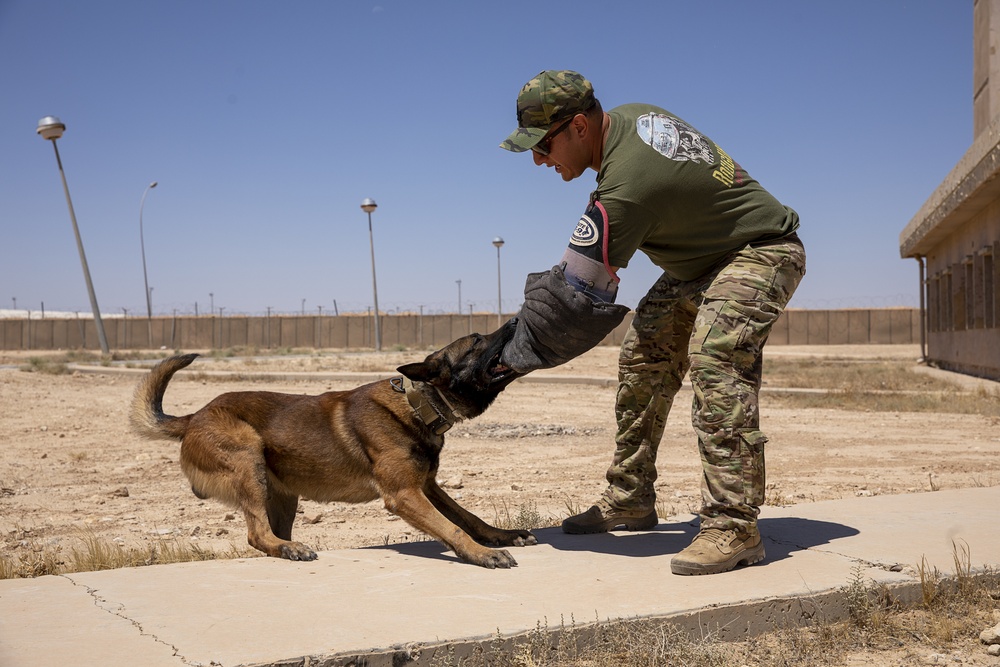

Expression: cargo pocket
xmin=691 ymin=299 xmax=750 ymax=358
xmin=739 ymin=429 xmax=768 ymax=506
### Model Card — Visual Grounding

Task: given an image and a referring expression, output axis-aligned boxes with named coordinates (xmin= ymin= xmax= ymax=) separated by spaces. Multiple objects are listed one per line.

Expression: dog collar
xmin=397 ymin=377 xmax=456 ymax=436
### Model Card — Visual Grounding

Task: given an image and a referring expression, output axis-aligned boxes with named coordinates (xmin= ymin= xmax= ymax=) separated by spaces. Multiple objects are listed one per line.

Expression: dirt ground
xmin=2 ymin=343 xmax=998 ymax=557
xmin=2 ymin=344 xmax=999 ymax=663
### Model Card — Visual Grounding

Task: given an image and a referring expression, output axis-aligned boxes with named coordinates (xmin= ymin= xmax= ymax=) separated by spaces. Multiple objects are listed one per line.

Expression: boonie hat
xmin=500 ymin=70 xmax=595 ymax=152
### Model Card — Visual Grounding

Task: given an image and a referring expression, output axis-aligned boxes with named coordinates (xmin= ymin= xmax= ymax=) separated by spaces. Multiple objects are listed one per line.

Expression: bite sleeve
xmin=500 ymin=265 xmax=631 ymax=373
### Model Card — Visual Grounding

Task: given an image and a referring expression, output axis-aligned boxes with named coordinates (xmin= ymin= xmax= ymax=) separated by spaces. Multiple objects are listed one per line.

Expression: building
xmin=900 ymin=0 xmax=1000 ymax=381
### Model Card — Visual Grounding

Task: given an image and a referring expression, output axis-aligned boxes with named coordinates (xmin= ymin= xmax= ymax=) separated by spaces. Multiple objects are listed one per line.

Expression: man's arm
xmin=501 ymin=201 xmax=631 ymax=373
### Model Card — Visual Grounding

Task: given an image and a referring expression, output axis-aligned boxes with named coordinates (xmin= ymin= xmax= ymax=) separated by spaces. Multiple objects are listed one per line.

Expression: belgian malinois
xmin=129 ymin=319 xmax=536 ymax=568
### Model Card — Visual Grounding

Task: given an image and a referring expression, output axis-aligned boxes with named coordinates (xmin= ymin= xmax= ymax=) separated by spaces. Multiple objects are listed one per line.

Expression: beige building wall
xmin=900 ymin=0 xmax=1000 ymax=381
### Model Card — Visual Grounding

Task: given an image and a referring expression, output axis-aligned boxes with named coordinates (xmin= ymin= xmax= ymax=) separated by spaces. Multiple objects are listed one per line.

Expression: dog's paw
xmin=487 ymin=529 xmax=537 ymax=547
xmin=474 ymin=548 xmax=517 ymax=569
xmin=279 ymin=541 xmax=318 ymax=561
xmin=512 ymin=531 xmax=537 ymax=547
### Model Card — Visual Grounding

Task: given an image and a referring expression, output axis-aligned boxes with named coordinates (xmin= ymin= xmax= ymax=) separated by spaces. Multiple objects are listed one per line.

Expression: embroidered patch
xmin=636 ymin=112 xmax=714 ymax=164
xmin=570 ymin=214 xmax=598 ymax=247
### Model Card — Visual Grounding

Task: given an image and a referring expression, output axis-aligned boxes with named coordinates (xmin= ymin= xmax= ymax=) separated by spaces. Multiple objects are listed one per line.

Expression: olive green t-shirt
xmin=595 ymin=103 xmax=799 ymax=280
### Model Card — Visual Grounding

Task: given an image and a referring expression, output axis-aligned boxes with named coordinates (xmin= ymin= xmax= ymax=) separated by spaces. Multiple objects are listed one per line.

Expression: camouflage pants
xmin=603 ymin=234 xmax=806 ymax=530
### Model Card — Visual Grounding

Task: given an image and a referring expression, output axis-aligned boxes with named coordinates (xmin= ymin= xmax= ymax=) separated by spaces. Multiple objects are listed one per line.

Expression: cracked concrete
xmin=1 ymin=486 xmax=997 ymax=667
xmin=63 ymin=572 xmax=192 ymax=664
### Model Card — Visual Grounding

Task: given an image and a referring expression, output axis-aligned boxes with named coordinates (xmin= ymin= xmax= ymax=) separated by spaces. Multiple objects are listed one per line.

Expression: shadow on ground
xmin=366 ymin=516 xmax=860 ymax=565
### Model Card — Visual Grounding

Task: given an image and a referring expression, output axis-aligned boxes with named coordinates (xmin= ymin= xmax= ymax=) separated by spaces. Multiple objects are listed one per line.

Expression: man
xmin=498 ymin=70 xmax=805 ymax=576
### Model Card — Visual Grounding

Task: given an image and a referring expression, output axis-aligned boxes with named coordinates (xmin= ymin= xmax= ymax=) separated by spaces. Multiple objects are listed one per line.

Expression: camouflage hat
xmin=500 ymin=70 xmax=595 ymax=152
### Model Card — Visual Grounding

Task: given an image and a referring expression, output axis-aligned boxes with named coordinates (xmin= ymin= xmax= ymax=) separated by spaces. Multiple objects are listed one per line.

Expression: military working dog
xmin=129 ymin=319 xmax=535 ymax=568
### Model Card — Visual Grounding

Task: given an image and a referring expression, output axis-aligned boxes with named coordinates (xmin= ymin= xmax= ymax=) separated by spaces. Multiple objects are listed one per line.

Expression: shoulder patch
xmin=565 ymin=200 xmax=611 ymax=267
xmin=570 ymin=214 xmax=599 ymax=247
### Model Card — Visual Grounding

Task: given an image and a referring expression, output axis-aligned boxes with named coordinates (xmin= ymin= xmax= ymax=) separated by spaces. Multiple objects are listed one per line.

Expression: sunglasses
xmin=531 ymin=118 xmax=574 ymax=156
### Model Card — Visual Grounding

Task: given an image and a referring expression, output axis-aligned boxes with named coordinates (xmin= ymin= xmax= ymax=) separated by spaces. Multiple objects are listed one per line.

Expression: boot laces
xmin=696 ymin=528 xmax=735 ymax=546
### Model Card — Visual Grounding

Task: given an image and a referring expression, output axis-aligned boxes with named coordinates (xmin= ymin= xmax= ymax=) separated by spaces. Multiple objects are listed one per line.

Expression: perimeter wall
xmin=0 ymin=308 xmax=919 ymax=351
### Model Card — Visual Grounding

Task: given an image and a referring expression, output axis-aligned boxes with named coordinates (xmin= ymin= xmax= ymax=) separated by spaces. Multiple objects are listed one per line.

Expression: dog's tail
xmin=128 ymin=353 xmax=198 ymax=441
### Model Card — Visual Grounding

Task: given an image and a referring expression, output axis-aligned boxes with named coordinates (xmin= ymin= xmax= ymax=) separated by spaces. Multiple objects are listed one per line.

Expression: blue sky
xmin=1 ymin=1 xmax=972 ymax=318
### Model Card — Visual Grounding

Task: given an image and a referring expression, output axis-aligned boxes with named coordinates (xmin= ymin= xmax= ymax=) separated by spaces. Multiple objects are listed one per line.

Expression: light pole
xmin=492 ymin=236 xmax=505 ymax=328
xmin=361 ymin=198 xmax=381 ymax=352
xmin=139 ymin=181 xmax=158 ymax=347
xmin=456 ymin=280 xmax=462 ymax=315
xmin=36 ymin=116 xmax=110 ymax=354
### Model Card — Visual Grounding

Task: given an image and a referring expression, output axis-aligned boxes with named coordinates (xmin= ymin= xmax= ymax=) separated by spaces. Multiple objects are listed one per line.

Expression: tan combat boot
xmin=562 ymin=498 xmax=658 ymax=534
xmin=670 ymin=526 xmax=765 ymax=575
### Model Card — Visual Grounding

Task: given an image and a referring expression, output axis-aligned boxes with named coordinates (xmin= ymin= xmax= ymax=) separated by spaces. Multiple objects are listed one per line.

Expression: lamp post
xmin=456 ymin=280 xmax=462 ymax=315
xmin=139 ymin=181 xmax=158 ymax=347
xmin=36 ymin=116 xmax=110 ymax=354
xmin=361 ymin=198 xmax=381 ymax=352
xmin=492 ymin=236 xmax=505 ymax=328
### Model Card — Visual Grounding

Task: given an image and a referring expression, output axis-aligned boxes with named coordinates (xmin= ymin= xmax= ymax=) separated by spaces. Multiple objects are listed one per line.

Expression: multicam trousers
xmin=602 ymin=233 xmax=806 ymax=531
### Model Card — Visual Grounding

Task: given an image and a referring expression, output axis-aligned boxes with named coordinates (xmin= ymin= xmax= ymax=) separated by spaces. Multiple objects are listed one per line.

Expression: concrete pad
xmin=0 ymin=574 xmax=183 ymax=666
xmin=763 ymin=487 xmax=1000 ymax=574
xmin=0 ymin=487 xmax=997 ymax=667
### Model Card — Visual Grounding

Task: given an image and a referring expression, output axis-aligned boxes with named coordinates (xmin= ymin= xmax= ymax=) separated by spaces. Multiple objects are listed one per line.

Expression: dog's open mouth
xmin=487 ymin=352 xmax=516 ymax=385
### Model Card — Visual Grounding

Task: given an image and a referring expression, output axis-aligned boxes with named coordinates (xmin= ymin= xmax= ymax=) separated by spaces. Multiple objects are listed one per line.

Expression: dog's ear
xmin=397 ymin=360 xmax=441 ymax=383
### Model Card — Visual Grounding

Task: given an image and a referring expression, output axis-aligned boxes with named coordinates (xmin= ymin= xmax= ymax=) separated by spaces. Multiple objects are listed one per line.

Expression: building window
xmin=974 ymin=253 xmax=986 ymax=329
xmin=984 ymin=247 xmax=995 ymax=329
xmin=928 ymin=274 xmax=939 ymax=333
xmin=943 ymin=270 xmax=953 ymax=331
xmin=964 ymin=256 xmax=975 ymax=330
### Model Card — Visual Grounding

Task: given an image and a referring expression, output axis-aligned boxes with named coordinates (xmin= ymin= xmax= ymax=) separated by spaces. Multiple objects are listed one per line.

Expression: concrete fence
xmin=0 ymin=308 xmax=920 ymax=352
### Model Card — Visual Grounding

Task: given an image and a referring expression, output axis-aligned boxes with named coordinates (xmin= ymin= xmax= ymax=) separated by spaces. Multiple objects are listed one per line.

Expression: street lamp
xmin=492 ymin=236 xmax=505 ymax=328
xmin=456 ymin=279 xmax=462 ymax=315
xmin=361 ymin=197 xmax=381 ymax=352
xmin=36 ymin=116 xmax=110 ymax=354
xmin=139 ymin=181 xmax=158 ymax=347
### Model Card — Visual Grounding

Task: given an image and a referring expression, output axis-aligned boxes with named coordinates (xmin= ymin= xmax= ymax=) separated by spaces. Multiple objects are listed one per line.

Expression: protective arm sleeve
xmin=500 ymin=264 xmax=631 ymax=373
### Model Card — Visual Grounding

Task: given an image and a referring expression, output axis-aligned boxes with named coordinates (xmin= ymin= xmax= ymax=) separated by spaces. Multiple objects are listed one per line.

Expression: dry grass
xmin=0 ymin=528 xmax=258 ymax=579
xmin=763 ymin=358 xmax=1000 ymax=417
xmin=184 ymin=370 xmax=286 ymax=384
xmin=15 ymin=350 xmax=177 ymax=373
xmin=431 ymin=616 xmax=746 ymax=667
xmin=763 ymin=358 xmax=947 ymax=391
xmin=492 ymin=499 xmax=556 ymax=532
xmin=18 ymin=355 xmax=76 ymax=374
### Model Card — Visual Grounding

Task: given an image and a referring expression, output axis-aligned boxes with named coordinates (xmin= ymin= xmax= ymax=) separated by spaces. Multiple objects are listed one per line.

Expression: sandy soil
xmin=2 ymin=344 xmax=999 ymax=662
